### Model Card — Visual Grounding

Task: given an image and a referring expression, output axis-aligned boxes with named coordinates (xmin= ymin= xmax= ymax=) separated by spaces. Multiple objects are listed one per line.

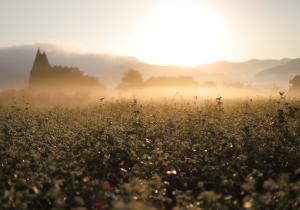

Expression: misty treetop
xmin=117 ymin=69 xmax=144 ymax=90
xmin=145 ymin=76 xmax=198 ymax=88
xmin=290 ymin=75 xmax=300 ymax=96
xmin=118 ymin=69 xmax=198 ymax=91
xmin=29 ymin=49 xmax=105 ymax=92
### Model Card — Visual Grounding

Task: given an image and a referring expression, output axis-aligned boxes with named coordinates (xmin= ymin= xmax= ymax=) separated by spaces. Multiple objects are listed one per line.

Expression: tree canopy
xmin=118 ymin=69 xmax=144 ymax=90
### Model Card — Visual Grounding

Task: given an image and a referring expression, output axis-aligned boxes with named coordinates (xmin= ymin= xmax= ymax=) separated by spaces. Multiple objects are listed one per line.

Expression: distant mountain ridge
xmin=0 ymin=43 xmax=145 ymax=88
xmin=0 ymin=43 xmax=299 ymax=88
xmin=195 ymin=59 xmax=291 ymax=83
xmin=255 ymin=58 xmax=300 ymax=85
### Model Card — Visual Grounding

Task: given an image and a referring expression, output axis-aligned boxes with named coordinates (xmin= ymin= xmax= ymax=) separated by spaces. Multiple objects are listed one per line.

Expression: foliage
xmin=290 ymin=75 xmax=300 ymax=95
xmin=145 ymin=76 xmax=198 ymax=88
xmin=1 ymin=95 xmax=300 ymax=210
xmin=29 ymin=49 xmax=104 ymax=91
xmin=118 ymin=70 xmax=144 ymax=90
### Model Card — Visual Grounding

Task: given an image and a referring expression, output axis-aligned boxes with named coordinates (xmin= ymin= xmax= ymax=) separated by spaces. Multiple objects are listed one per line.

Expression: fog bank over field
xmin=1 ymin=43 xmax=300 ymax=90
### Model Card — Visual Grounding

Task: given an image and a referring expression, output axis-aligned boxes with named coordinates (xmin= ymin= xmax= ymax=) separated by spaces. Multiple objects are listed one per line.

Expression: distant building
xmin=29 ymin=49 xmax=104 ymax=91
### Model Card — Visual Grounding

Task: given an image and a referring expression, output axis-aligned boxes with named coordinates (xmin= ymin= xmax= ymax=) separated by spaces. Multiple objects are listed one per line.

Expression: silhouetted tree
xmin=28 ymin=49 xmax=105 ymax=92
xmin=145 ymin=76 xmax=198 ymax=87
xmin=202 ymin=81 xmax=217 ymax=88
xmin=118 ymin=69 xmax=144 ymax=90
xmin=29 ymin=49 xmax=51 ymax=87
xmin=290 ymin=75 xmax=300 ymax=95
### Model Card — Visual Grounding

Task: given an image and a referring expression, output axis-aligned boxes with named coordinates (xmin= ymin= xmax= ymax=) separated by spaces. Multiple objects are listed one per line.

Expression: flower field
xmin=1 ymin=96 xmax=300 ymax=210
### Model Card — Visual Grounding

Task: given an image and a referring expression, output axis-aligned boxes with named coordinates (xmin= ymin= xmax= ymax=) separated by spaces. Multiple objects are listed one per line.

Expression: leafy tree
xmin=118 ymin=69 xmax=144 ymax=90
xmin=289 ymin=75 xmax=300 ymax=95
xmin=145 ymin=76 xmax=198 ymax=87
xmin=29 ymin=49 xmax=105 ymax=92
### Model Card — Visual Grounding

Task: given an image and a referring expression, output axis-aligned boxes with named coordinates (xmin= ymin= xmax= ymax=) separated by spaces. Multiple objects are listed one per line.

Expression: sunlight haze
xmin=1 ymin=2 xmax=300 ymax=209
xmin=1 ymin=0 xmax=300 ymax=66
xmin=129 ymin=0 xmax=233 ymax=66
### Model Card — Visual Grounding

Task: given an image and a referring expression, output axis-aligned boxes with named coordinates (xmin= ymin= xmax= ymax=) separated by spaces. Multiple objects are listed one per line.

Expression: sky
xmin=1 ymin=0 xmax=300 ymax=66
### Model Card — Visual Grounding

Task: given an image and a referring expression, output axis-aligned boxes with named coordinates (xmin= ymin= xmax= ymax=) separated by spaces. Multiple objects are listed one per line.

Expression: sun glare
xmin=131 ymin=1 xmax=232 ymax=66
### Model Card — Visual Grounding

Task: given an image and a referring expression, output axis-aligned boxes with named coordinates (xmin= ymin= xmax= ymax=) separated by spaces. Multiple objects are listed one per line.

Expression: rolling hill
xmin=255 ymin=59 xmax=300 ymax=85
xmin=0 ymin=43 xmax=298 ymax=89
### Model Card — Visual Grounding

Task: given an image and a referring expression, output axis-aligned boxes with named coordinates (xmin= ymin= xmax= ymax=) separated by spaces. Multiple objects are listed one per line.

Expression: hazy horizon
xmin=0 ymin=41 xmax=298 ymax=68
xmin=2 ymin=0 xmax=300 ymax=66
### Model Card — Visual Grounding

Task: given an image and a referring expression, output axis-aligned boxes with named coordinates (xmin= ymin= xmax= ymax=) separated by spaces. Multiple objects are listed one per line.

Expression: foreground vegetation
xmin=1 ymin=95 xmax=300 ymax=210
